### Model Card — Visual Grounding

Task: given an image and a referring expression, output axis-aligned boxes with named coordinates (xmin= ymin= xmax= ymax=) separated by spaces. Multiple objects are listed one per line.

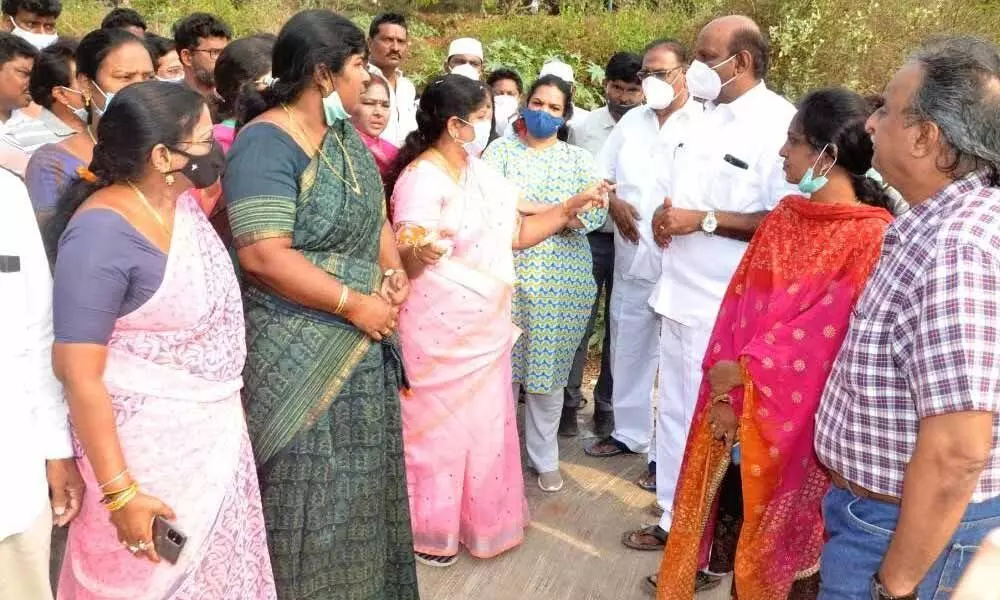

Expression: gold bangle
xmin=335 ymin=287 xmax=350 ymax=315
xmin=98 ymin=468 xmax=129 ymax=491
xmin=712 ymin=393 xmax=733 ymax=405
xmin=102 ymin=483 xmax=139 ymax=512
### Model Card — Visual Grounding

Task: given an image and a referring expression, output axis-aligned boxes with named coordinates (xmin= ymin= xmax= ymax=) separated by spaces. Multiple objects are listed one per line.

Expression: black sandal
xmin=695 ymin=571 xmax=723 ymax=592
xmin=415 ymin=552 xmax=458 ymax=568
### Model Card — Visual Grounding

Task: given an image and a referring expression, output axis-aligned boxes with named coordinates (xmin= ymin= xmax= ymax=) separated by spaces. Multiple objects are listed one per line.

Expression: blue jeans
xmin=819 ymin=484 xmax=1000 ymax=599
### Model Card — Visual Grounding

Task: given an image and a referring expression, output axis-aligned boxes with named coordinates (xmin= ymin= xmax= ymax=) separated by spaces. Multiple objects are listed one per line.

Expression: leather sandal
xmin=622 ymin=525 xmax=667 ymax=551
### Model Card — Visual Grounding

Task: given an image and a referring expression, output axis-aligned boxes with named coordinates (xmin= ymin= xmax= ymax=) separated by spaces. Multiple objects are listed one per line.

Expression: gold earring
xmin=165 ymin=173 xmax=175 ymax=186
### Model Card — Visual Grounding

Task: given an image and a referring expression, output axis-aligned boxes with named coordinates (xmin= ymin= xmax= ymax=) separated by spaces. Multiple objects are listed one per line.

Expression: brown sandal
xmin=622 ymin=525 xmax=667 ymax=551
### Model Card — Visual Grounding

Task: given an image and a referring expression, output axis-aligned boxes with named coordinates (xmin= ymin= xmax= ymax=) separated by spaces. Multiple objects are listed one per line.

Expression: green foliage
xmin=58 ymin=0 xmax=1000 ymax=108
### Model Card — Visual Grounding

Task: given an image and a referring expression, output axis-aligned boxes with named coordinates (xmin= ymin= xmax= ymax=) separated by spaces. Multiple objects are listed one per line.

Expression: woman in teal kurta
xmin=483 ymin=75 xmax=607 ymax=493
xmin=222 ymin=11 xmax=418 ymax=600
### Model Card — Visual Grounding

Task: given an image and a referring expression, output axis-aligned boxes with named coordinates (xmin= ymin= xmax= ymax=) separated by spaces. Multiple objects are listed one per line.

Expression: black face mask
xmin=168 ymin=141 xmax=225 ymax=189
xmin=607 ymin=97 xmax=640 ymax=121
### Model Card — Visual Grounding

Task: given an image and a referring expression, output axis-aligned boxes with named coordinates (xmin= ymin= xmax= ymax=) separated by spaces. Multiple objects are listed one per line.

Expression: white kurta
xmin=650 ymin=82 xmax=798 ymax=530
xmin=598 ymin=99 xmax=703 ymax=454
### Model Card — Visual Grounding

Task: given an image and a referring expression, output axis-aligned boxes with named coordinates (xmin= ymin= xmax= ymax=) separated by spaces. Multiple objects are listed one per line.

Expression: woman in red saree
xmin=654 ymin=88 xmax=896 ymax=600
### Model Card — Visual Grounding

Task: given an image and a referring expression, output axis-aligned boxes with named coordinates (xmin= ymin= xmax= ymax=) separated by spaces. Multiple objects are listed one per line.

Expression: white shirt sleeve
xmin=12 ymin=175 xmax=72 ymax=459
xmin=596 ymin=118 xmax=626 ymax=182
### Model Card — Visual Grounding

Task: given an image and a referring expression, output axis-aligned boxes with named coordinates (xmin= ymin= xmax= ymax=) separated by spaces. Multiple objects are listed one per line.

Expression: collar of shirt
xmin=35 ymin=108 xmax=77 ymax=138
xmin=707 ymin=81 xmax=769 ymax=121
xmin=368 ymin=63 xmax=404 ymax=83
xmin=886 ymin=169 xmax=996 ymax=244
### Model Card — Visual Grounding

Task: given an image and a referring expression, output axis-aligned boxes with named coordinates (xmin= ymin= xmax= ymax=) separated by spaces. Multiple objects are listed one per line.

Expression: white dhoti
xmin=607 ymin=272 xmax=660 ymax=455
xmin=655 ymin=316 xmax=712 ymax=531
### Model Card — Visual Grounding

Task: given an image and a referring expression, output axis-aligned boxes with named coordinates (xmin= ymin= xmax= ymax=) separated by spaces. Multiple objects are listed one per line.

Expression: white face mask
xmin=685 ymin=56 xmax=738 ymax=102
xmin=10 ymin=17 xmax=56 ymax=50
xmin=642 ymin=76 xmax=676 ymax=110
xmin=458 ymin=118 xmax=492 ymax=157
xmin=451 ymin=63 xmax=481 ymax=81
xmin=56 ymin=87 xmax=87 ymax=122
xmin=493 ymin=95 xmax=519 ymax=133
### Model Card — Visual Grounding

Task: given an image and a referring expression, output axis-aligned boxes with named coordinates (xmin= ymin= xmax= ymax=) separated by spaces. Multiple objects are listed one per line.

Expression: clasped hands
xmin=608 ymin=194 xmax=704 ymax=246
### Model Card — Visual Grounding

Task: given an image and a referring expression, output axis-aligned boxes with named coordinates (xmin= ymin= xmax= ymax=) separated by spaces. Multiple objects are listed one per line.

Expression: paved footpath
xmin=419 ymin=397 xmax=733 ymax=600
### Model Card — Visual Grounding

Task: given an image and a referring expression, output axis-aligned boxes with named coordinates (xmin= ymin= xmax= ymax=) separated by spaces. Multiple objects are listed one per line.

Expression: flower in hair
xmin=75 ymin=165 xmax=99 ymax=183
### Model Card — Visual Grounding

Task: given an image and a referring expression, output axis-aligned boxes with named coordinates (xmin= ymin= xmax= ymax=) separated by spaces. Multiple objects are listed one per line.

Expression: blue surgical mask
xmin=322 ymin=89 xmax=350 ymax=125
xmin=798 ymin=144 xmax=835 ymax=194
xmin=522 ymin=108 xmax=564 ymax=139
xmin=91 ymin=82 xmax=115 ymax=118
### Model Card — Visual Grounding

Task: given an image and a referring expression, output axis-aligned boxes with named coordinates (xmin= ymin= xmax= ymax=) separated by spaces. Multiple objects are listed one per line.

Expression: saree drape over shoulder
xmin=224 ymin=120 xmax=418 ymax=600
xmin=390 ymin=158 xmax=528 ymax=559
xmin=58 ymin=193 xmax=275 ymax=600
xmin=656 ymin=197 xmax=891 ymax=600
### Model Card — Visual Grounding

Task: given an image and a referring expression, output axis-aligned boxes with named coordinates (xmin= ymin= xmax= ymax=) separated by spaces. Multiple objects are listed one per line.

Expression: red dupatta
xmin=657 ymin=196 xmax=891 ymax=600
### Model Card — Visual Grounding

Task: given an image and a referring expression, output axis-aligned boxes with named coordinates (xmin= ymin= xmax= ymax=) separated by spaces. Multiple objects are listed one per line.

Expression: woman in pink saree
xmin=387 ymin=75 xmax=607 ymax=567
xmin=46 ymin=82 xmax=274 ymax=599
xmin=654 ymin=88 xmax=895 ymax=600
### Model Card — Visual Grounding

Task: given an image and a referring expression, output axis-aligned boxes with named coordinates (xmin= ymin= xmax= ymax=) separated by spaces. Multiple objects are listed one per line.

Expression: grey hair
xmin=907 ymin=36 xmax=1000 ymax=182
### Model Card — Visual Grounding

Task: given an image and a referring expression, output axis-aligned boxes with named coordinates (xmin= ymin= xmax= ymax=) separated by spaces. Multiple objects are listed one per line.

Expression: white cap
xmin=448 ymin=38 xmax=484 ymax=60
xmin=540 ymin=60 xmax=574 ymax=83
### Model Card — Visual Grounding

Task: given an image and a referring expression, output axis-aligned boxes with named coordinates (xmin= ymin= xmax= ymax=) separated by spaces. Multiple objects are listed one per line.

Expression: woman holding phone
xmin=48 ymin=81 xmax=275 ymax=598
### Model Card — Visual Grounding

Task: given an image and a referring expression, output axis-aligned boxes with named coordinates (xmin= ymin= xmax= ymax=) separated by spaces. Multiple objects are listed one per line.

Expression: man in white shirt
xmin=560 ymin=51 xmax=642 ymax=439
xmin=625 ymin=17 xmax=797 ymax=570
xmin=445 ymin=37 xmax=484 ymax=80
xmin=584 ymin=41 xmax=701 ymax=488
xmin=0 ymin=166 xmax=82 ymax=599
xmin=539 ymin=59 xmax=590 ymax=130
xmin=366 ymin=13 xmax=417 ymax=147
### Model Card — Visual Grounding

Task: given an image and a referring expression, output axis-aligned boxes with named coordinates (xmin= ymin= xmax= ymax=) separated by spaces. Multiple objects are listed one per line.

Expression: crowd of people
xmin=1 ymin=1 xmax=999 ymax=600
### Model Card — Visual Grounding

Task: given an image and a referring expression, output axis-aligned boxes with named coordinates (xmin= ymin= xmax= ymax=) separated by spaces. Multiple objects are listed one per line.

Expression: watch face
xmin=702 ymin=212 xmax=718 ymax=233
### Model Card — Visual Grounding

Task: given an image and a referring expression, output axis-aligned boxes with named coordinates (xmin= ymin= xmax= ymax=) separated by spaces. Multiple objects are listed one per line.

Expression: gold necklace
xmin=427 ymin=147 xmax=463 ymax=182
xmin=281 ymin=104 xmax=361 ymax=195
xmin=126 ymin=181 xmax=172 ymax=237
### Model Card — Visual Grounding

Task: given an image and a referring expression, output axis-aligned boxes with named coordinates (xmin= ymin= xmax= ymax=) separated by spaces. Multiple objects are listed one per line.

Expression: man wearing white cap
xmin=445 ymin=37 xmax=484 ymax=80
xmin=539 ymin=60 xmax=590 ymax=130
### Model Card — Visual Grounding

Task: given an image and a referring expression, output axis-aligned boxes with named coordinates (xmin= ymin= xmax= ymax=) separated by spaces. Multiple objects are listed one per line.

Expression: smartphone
xmin=731 ymin=442 xmax=742 ymax=466
xmin=152 ymin=517 xmax=187 ymax=564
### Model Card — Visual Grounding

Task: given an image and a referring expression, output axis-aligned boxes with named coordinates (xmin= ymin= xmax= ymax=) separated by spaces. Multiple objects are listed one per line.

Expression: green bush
xmin=58 ymin=0 xmax=1000 ymax=108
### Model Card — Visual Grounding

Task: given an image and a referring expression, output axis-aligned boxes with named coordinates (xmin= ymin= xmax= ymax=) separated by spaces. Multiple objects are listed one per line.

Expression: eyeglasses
xmin=637 ymin=67 xmax=683 ymax=82
xmin=192 ymin=48 xmax=225 ymax=59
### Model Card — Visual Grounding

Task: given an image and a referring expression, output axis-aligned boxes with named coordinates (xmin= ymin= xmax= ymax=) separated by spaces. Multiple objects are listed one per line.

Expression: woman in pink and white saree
xmin=46 ymin=82 xmax=275 ymax=599
xmin=387 ymin=74 xmax=608 ymax=567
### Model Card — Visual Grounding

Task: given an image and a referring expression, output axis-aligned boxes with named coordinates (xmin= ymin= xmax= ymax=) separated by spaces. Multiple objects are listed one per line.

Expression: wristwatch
xmin=701 ymin=210 xmax=718 ymax=234
xmin=870 ymin=573 xmax=918 ymax=600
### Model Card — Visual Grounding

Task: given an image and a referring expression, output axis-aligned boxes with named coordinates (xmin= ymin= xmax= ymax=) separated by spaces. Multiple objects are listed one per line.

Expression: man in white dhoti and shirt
xmin=584 ymin=39 xmax=702 ymax=487
xmin=619 ymin=15 xmax=797 ymax=554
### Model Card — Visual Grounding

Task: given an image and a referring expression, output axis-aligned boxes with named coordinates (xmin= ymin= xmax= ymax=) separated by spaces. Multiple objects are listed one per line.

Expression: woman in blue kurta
xmin=483 ymin=75 xmax=607 ymax=492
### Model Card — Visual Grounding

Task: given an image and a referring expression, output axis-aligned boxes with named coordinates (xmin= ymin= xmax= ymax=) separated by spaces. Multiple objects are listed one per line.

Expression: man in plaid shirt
xmin=815 ymin=37 xmax=1000 ymax=599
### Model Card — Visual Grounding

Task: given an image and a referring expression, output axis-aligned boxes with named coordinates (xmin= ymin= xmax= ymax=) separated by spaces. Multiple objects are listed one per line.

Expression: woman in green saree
xmin=222 ymin=10 xmax=418 ymax=600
